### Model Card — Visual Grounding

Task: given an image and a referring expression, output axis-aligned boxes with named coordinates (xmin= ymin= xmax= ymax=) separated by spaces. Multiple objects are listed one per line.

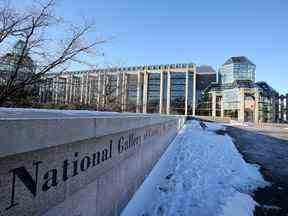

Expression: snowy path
xmin=122 ymin=120 xmax=269 ymax=216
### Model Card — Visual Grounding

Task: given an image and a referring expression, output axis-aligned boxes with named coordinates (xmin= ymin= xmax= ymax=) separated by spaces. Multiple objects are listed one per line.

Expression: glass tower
xmin=219 ymin=56 xmax=256 ymax=84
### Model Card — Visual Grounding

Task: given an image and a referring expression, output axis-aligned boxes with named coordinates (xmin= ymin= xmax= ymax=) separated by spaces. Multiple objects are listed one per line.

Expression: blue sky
xmin=23 ymin=0 xmax=288 ymax=93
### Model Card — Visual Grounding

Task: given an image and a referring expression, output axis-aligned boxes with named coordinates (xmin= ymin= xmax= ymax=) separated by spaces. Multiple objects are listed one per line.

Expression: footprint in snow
xmin=158 ymin=186 xmax=169 ymax=193
xmin=165 ymin=173 xmax=173 ymax=180
xmin=156 ymin=206 xmax=165 ymax=216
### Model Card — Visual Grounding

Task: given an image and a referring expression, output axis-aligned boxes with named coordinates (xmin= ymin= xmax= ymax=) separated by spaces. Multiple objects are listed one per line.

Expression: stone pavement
xmin=226 ymin=125 xmax=288 ymax=216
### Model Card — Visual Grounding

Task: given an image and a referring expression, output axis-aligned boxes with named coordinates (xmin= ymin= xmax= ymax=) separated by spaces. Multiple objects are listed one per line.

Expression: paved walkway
xmin=226 ymin=125 xmax=288 ymax=215
xmin=226 ymin=126 xmax=288 ymax=185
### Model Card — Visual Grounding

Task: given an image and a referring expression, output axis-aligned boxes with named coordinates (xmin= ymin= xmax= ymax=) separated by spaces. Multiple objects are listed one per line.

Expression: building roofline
xmin=47 ymin=63 xmax=197 ymax=76
xmin=222 ymin=56 xmax=256 ymax=66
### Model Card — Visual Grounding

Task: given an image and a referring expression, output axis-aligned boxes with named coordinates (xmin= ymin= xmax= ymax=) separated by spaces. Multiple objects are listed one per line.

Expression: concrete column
xmin=54 ymin=77 xmax=59 ymax=104
xmin=42 ymin=81 xmax=47 ymax=103
xmin=65 ymin=77 xmax=69 ymax=103
xmin=271 ymin=94 xmax=277 ymax=123
xmin=185 ymin=70 xmax=189 ymax=116
xmin=56 ymin=77 xmax=60 ymax=104
xmin=97 ymin=73 xmax=101 ymax=105
xmin=121 ymin=72 xmax=128 ymax=112
xmin=280 ymin=96 xmax=284 ymax=121
xmin=46 ymin=79 xmax=51 ymax=103
xmin=116 ymin=73 xmax=120 ymax=98
xmin=51 ymin=79 xmax=54 ymax=103
xmin=192 ymin=65 xmax=197 ymax=116
xmin=279 ymin=96 xmax=282 ymax=121
xmin=51 ymin=77 xmax=55 ymax=103
xmin=212 ymin=92 xmax=216 ymax=118
xmin=159 ymin=71 xmax=164 ymax=114
xmin=88 ymin=75 xmax=92 ymax=105
xmin=80 ymin=75 xmax=85 ymax=103
xmin=286 ymin=94 xmax=288 ymax=121
xmin=136 ymin=71 xmax=143 ymax=113
xmin=83 ymin=73 xmax=89 ymax=104
xmin=38 ymin=83 xmax=43 ymax=103
xmin=41 ymin=80 xmax=47 ymax=103
xmin=92 ymin=77 xmax=97 ymax=105
xmin=220 ymin=98 xmax=224 ymax=118
xmin=166 ymin=71 xmax=171 ymax=115
xmin=69 ymin=76 xmax=73 ymax=103
xmin=238 ymin=88 xmax=245 ymax=122
xmin=102 ymin=72 xmax=107 ymax=107
xmin=39 ymin=80 xmax=46 ymax=103
xmin=115 ymin=73 xmax=120 ymax=106
xmin=267 ymin=96 xmax=273 ymax=122
xmin=275 ymin=93 xmax=280 ymax=122
xmin=279 ymin=95 xmax=282 ymax=122
xmin=143 ymin=72 xmax=148 ymax=113
xmin=65 ymin=77 xmax=69 ymax=104
xmin=254 ymin=91 xmax=260 ymax=123
xmin=73 ymin=77 xmax=78 ymax=103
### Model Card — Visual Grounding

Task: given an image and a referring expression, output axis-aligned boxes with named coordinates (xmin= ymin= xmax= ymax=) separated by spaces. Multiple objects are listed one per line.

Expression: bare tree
xmin=79 ymin=67 xmax=125 ymax=112
xmin=95 ymin=65 xmax=138 ymax=112
xmin=0 ymin=0 xmax=105 ymax=105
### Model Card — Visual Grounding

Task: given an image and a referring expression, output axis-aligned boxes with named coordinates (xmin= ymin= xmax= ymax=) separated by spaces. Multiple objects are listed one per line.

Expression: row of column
xmin=44 ymin=68 xmax=197 ymax=116
xmin=42 ymin=73 xmax=112 ymax=105
xmin=141 ymin=69 xmax=197 ymax=115
xmin=278 ymin=94 xmax=288 ymax=122
xmin=211 ymin=92 xmax=225 ymax=119
xmin=211 ymin=89 xmax=260 ymax=123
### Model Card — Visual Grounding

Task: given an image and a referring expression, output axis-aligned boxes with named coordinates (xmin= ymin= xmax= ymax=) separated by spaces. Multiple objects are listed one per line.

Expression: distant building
xmin=39 ymin=56 xmax=287 ymax=123
xmin=219 ymin=56 xmax=256 ymax=84
xmin=207 ymin=56 xmax=282 ymax=123
xmin=0 ymin=40 xmax=35 ymax=85
xmin=40 ymin=63 xmax=217 ymax=115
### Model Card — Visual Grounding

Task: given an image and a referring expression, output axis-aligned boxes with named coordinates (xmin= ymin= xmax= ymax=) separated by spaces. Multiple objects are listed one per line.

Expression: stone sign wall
xmin=0 ymin=115 xmax=185 ymax=216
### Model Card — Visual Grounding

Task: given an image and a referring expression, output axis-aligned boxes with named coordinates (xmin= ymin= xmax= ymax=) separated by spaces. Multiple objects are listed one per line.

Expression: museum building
xmin=39 ymin=57 xmax=287 ymax=123
xmin=207 ymin=56 xmax=287 ymax=123
xmin=40 ymin=64 xmax=216 ymax=115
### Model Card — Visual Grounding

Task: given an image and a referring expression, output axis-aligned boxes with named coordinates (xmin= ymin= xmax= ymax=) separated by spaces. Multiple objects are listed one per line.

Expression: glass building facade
xmin=147 ymin=73 xmax=161 ymax=113
xmin=208 ymin=56 xmax=281 ymax=123
xmin=42 ymin=63 xmax=201 ymax=116
xmin=89 ymin=76 xmax=99 ymax=104
xmin=127 ymin=74 xmax=138 ymax=112
xmin=170 ymin=72 xmax=186 ymax=115
xmin=219 ymin=56 xmax=256 ymax=84
xmin=0 ymin=40 xmax=35 ymax=85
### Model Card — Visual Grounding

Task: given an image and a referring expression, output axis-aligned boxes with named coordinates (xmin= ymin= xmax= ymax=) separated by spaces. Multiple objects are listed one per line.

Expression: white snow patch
xmin=220 ymin=192 xmax=257 ymax=216
xmin=228 ymin=120 xmax=250 ymax=127
xmin=122 ymin=120 xmax=269 ymax=216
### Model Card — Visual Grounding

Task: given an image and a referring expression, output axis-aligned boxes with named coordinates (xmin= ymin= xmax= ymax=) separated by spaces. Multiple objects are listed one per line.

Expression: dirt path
xmin=226 ymin=126 xmax=288 ymax=216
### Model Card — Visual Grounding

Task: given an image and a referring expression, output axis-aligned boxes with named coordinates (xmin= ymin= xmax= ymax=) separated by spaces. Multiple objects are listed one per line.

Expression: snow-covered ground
xmin=122 ymin=120 xmax=269 ymax=216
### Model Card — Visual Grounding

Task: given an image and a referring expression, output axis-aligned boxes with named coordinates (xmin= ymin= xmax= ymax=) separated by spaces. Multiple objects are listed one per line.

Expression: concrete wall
xmin=0 ymin=114 xmax=185 ymax=216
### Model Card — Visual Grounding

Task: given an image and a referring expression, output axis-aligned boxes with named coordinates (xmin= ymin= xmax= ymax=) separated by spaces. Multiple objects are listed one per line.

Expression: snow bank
xmin=227 ymin=120 xmax=251 ymax=127
xmin=122 ymin=120 xmax=269 ymax=216
xmin=220 ymin=192 xmax=257 ymax=216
